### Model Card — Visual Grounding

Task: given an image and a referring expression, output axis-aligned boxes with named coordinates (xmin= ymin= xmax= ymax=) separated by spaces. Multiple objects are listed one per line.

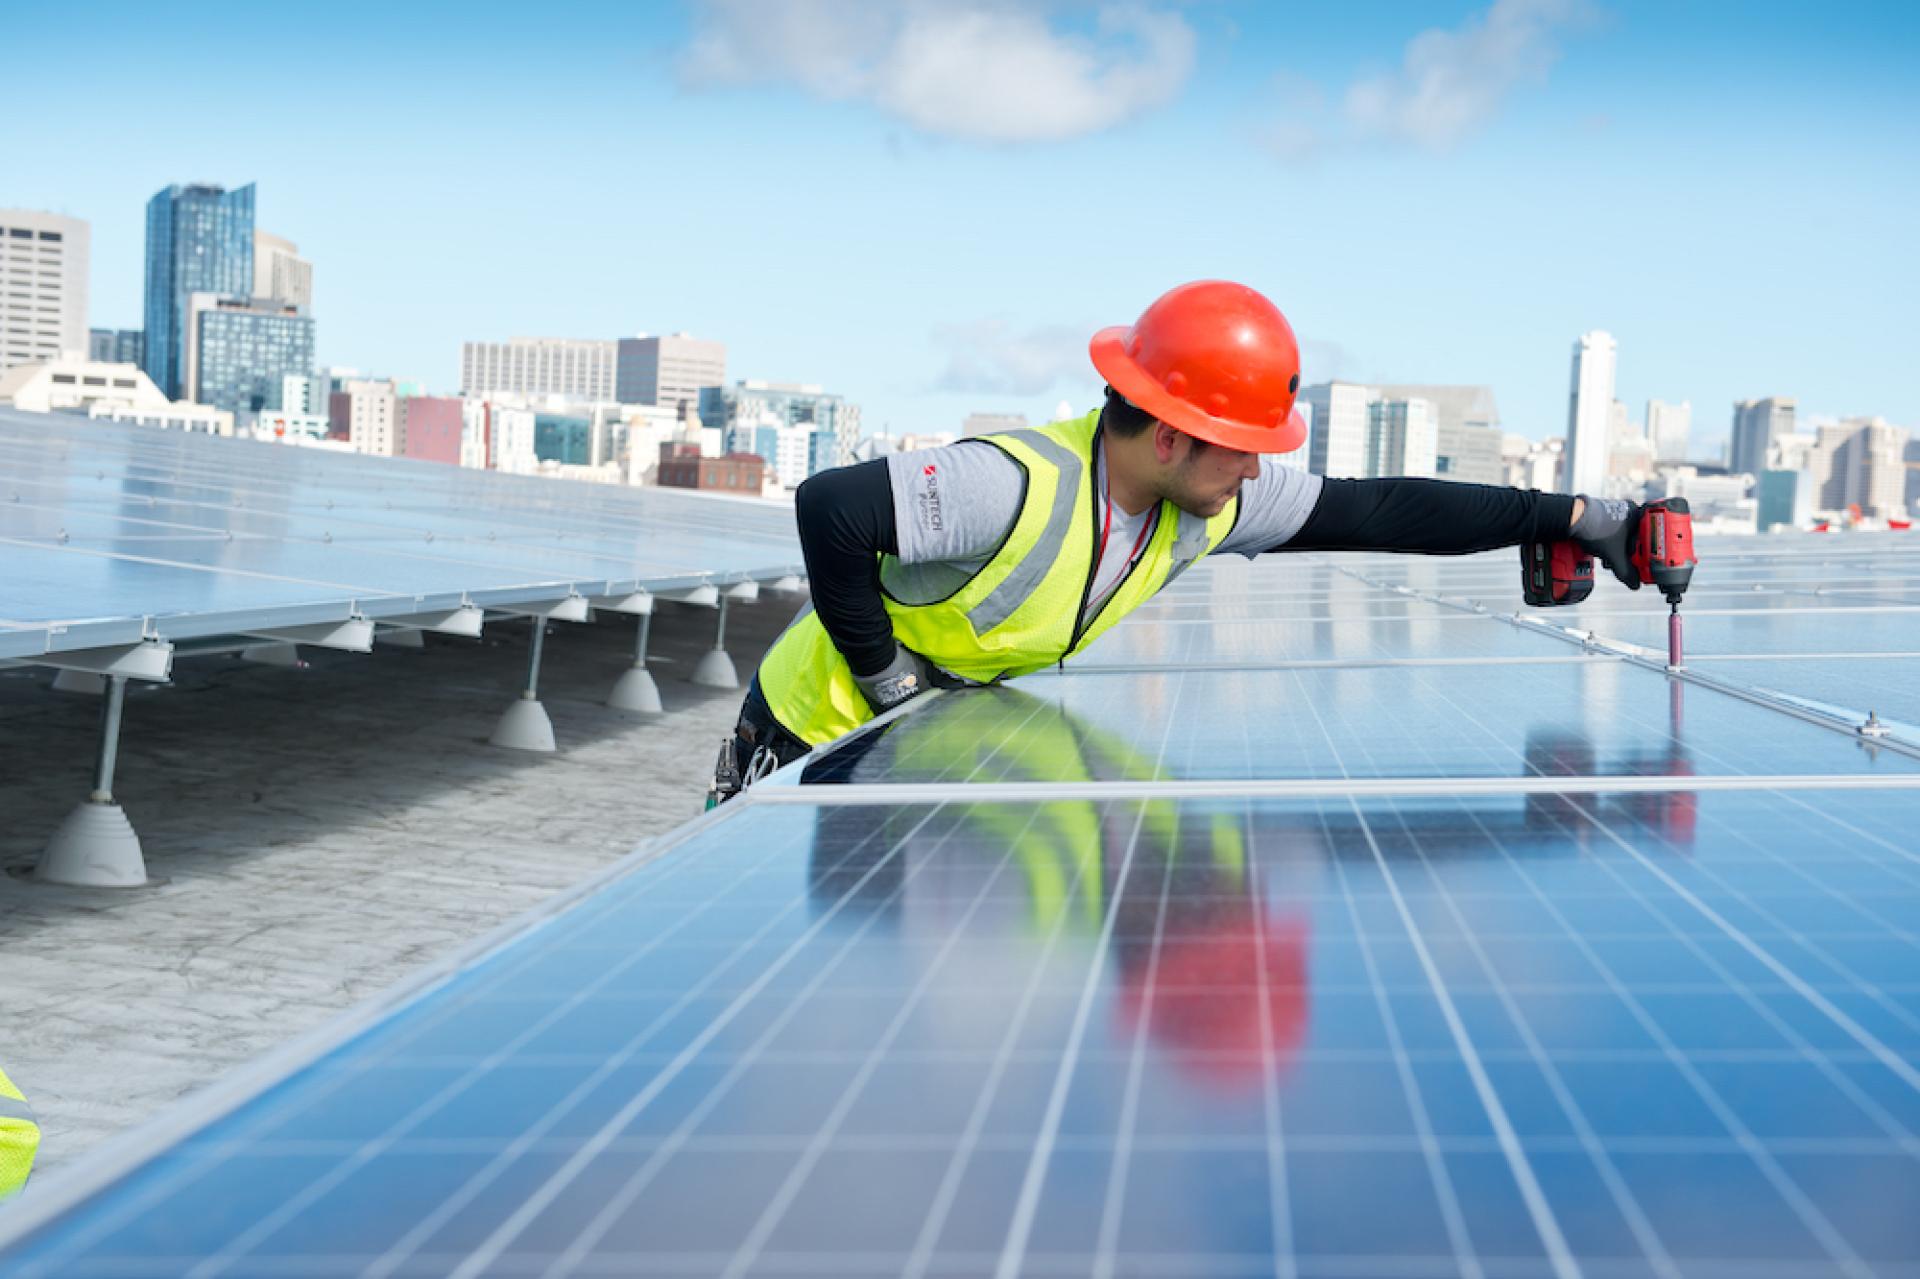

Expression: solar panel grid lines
xmin=995 ymin=676 xmax=1190 ymax=1279
xmin=1090 ymin=813 xmax=1190 ymax=1279
xmin=1322 ymin=824 xmax=1499 ymax=1279
xmin=439 ymin=801 xmax=965 ymax=1279
xmin=0 ymin=409 xmax=802 ymax=660
xmin=0 ymin=440 xmax=749 ymax=566
xmin=1287 ymin=626 xmax=1566 ymax=1278
xmin=1421 ymin=793 xmax=1920 ymax=1165
xmin=1362 ymin=795 xmax=1746 ymax=1279
xmin=4 ymin=537 xmax=1920 ymax=1275
xmin=705 ymin=800 xmax=1076 ymax=1279
xmin=1491 ymin=798 xmax=1885 ymax=1278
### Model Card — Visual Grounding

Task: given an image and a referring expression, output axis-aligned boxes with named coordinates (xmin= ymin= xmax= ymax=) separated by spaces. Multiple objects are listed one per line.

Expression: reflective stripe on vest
xmin=965 ymin=430 xmax=1083 ymax=634
xmin=0 ymin=1097 xmax=33 ymax=1126
xmin=758 ymin=411 xmax=1240 ymax=747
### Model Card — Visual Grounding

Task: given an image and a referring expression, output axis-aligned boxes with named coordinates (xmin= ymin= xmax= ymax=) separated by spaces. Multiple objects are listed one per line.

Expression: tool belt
xmin=707 ymin=678 xmax=813 ymax=808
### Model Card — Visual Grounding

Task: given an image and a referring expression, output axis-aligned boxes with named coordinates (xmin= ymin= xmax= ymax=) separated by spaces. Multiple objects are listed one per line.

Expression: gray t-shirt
xmin=881 ymin=438 xmax=1323 ymax=616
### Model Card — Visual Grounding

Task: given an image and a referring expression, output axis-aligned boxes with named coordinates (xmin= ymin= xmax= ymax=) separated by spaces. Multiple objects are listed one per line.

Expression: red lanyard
xmin=1095 ymin=478 xmax=1155 ymax=599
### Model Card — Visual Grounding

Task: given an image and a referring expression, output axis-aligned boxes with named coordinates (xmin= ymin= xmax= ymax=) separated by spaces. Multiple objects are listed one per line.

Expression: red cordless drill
xmin=1520 ymin=498 xmax=1697 ymax=667
xmin=1632 ymin=497 xmax=1697 ymax=668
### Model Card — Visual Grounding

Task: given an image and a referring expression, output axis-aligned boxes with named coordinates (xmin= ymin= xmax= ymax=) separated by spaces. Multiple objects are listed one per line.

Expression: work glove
xmin=1571 ymin=495 xmax=1642 ymax=589
xmin=851 ymin=644 xmax=938 ymax=714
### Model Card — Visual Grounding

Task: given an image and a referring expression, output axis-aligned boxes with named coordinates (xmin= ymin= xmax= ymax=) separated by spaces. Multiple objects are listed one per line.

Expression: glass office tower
xmin=191 ymin=298 xmax=314 ymax=413
xmin=143 ymin=183 xmax=255 ymax=399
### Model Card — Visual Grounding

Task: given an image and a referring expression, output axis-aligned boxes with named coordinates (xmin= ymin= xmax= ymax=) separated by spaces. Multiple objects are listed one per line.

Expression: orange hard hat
xmin=1090 ymin=280 xmax=1308 ymax=454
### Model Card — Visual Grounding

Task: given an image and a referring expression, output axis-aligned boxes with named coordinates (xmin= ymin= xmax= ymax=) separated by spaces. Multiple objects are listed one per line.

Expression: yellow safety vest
xmin=760 ymin=411 xmax=1239 ymax=745
xmin=0 ymin=1065 xmax=39 ymax=1197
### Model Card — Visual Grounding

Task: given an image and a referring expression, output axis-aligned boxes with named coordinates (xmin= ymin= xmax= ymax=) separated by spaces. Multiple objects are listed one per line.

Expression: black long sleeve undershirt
xmin=792 ymin=460 xmax=900 ymax=677
xmin=792 ymin=467 xmax=1581 ymax=678
xmin=1282 ymin=478 xmax=1577 ymax=555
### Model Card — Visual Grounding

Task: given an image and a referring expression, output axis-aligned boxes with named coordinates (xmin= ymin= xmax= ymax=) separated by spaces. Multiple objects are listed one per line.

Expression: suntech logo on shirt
xmin=917 ymin=464 xmax=945 ymax=532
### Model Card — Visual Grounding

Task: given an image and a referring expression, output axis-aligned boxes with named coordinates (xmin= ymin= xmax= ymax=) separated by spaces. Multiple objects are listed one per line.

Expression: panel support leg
xmin=36 ymin=676 xmax=153 ymax=887
xmin=691 ymin=597 xmax=739 ymax=689
xmin=607 ymin=611 xmax=663 ymax=713
xmin=490 ymin=618 xmax=556 ymax=752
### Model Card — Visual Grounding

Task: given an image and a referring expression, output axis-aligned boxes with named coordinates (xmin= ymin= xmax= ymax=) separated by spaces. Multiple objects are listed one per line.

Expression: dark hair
xmin=1100 ymin=385 xmax=1209 ymax=452
xmin=1099 ymin=386 xmax=1158 ymax=438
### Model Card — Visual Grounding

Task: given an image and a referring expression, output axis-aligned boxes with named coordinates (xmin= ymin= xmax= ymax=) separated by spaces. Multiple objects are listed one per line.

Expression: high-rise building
xmin=1808 ymin=417 xmax=1908 ymax=519
xmin=1730 ymin=397 xmax=1795 ymax=476
xmin=1300 ymin=381 xmax=1376 ymax=478
xmin=1756 ymin=470 xmax=1811 ymax=531
xmin=701 ymin=380 xmax=857 ymax=483
xmin=253 ymin=231 xmax=313 ymax=311
xmin=0 ymin=209 xmax=89 ymax=372
xmin=1647 ymin=398 xmax=1690 ymax=464
xmin=89 ymin=329 xmax=144 ymax=366
xmin=1564 ymin=331 xmax=1616 ymax=495
xmin=144 ymin=183 xmax=255 ymax=398
xmin=184 ymin=294 xmax=314 ymax=413
xmin=460 ymin=337 xmax=617 ymax=402
xmin=1375 ymin=384 xmax=1502 ymax=484
xmin=615 ymin=334 xmax=726 ymax=411
xmin=1365 ymin=398 xmax=1438 ymax=478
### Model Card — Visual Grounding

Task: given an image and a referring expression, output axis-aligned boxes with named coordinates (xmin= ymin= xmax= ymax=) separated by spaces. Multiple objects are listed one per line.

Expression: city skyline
xmin=6 ymin=1 xmax=1917 ymax=449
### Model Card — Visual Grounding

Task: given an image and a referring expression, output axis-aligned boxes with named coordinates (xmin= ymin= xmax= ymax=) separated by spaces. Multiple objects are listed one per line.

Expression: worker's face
xmin=1157 ymin=425 xmax=1261 ymax=517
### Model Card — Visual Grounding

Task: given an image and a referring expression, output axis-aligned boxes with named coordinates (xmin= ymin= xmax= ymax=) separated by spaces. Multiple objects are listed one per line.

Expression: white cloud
xmin=680 ymin=0 xmax=1196 ymax=144
xmin=932 ymin=319 xmax=1091 ymax=395
xmin=1343 ymin=0 xmax=1594 ymax=149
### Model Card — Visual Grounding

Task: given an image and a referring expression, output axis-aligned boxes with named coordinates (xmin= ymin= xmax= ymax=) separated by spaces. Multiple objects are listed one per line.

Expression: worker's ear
xmin=1152 ymin=420 xmax=1182 ymax=464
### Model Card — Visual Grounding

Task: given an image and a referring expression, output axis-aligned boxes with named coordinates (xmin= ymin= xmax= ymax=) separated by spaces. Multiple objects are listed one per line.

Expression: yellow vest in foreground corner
xmin=0 ymin=1065 xmax=40 ymax=1197
xmin=760 ymin=411 xmax=1240 ymax=746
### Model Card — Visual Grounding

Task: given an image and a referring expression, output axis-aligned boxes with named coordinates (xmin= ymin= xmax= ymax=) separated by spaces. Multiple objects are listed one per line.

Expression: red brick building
xmin=656 ymin=443 xmax=765 ymax=493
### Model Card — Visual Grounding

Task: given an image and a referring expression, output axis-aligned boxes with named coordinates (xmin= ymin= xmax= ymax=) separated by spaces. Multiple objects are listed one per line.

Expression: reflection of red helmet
xmin=1089 ymin=281 xmax=1308 ymax=454
xmin=1117 ymin=912 xmax=1310 ymax=1089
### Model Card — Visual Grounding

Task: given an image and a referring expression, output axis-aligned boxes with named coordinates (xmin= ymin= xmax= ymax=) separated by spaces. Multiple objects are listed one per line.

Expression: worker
xmin=712 ymin=279 xmax=1647 ymax=798
xmin=0 ymin=1063 xmax=40 ymax=1197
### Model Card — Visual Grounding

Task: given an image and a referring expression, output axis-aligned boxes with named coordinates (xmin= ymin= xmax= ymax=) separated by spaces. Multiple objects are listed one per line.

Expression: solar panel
xmin=0 ymin=409 xmax=803 ymax=660
xmin=2 ymin=537 xmax=1916 ymax=1275
xmin=795 ymin=666 xmax=1919 ymax=786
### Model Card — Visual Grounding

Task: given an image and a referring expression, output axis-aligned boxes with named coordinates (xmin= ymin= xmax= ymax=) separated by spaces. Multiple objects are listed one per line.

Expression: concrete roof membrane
xmin=3 ymin=497 xmax=1920 ymax=1273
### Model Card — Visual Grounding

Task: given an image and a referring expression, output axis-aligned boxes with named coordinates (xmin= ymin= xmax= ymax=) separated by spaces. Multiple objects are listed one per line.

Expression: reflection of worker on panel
xmin=0 ymin=1064 xmax=40 ymax=1197
xmin=802 ymin=685 xmax=1702 ymax=1087
xmin=803 ymin=687 xmax=1318 ymax=1089
xmin=715 ymin=279 xmax=1656 ymax=803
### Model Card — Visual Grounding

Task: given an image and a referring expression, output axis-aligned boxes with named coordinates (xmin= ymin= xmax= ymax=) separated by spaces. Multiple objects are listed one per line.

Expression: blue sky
xmin=6 ymin=0 xmax=1916 ymax=455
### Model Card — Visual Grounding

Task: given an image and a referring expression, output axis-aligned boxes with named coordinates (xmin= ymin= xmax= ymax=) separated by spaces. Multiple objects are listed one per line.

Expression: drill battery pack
xmin=1521 ymin=540 xmax=1595 ymax=607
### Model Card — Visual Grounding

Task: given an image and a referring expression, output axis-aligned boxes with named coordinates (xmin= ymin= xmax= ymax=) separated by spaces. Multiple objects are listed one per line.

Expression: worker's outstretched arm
xmin=793 ymin=461 xmax=900 ymax=678
xmin=1280 ymin=478 xmax=1578 ymax=556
